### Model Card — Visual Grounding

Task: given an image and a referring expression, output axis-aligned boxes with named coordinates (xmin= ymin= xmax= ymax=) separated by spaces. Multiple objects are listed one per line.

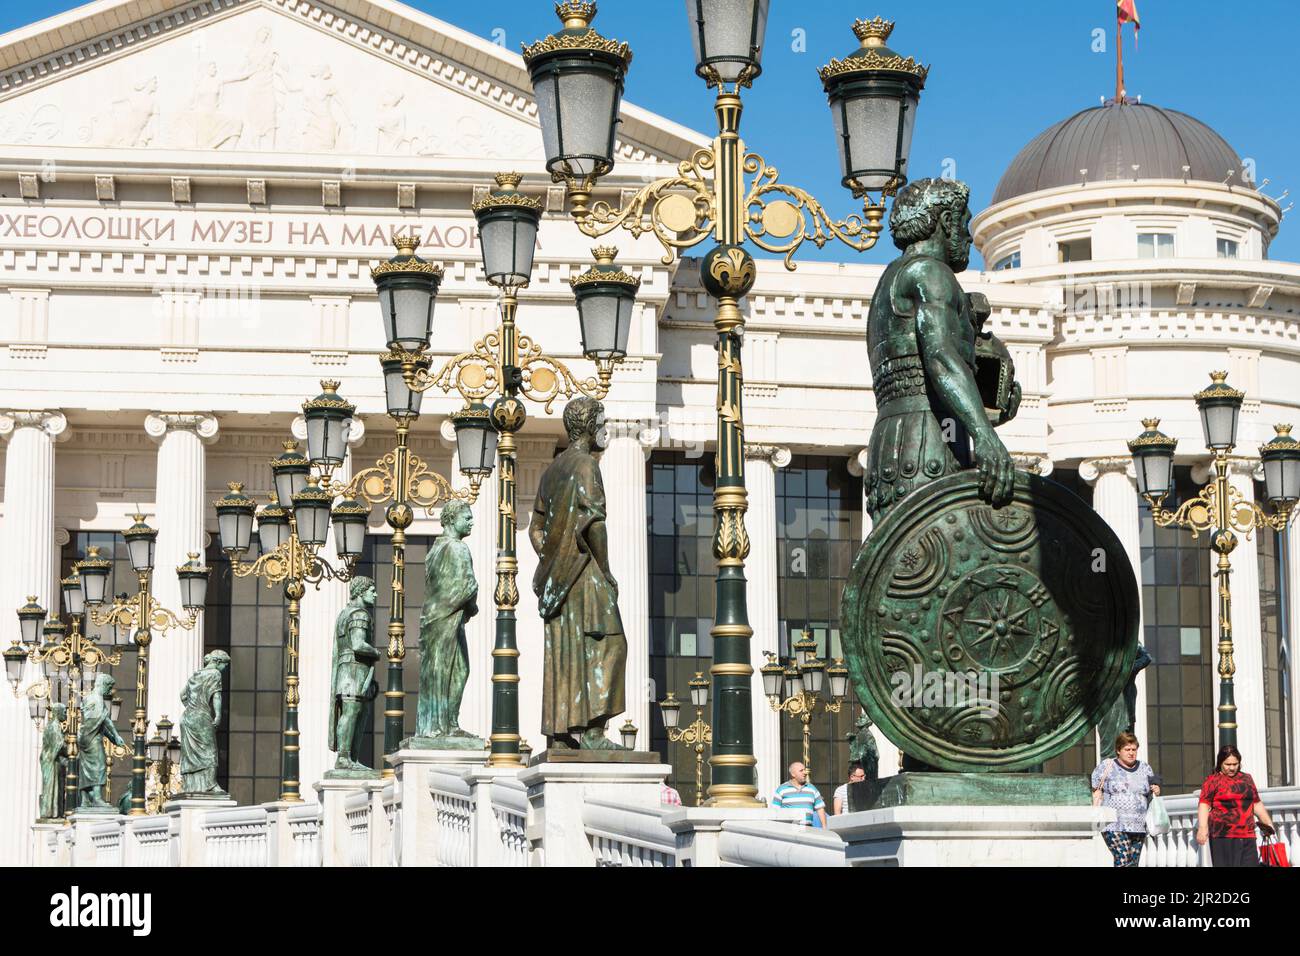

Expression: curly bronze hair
xmin=562 ymin=396 xmax=603 ymax=442
xmin=349 ymin=575 xmax=376 ymax=600
xmin=440 ymin=499 xmax=472 ymax=527
xmin=889 ymin=177 xmax=971 ymax=250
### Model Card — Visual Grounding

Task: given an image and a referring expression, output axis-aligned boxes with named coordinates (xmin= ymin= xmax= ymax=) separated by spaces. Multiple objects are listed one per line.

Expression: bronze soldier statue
xmin=328 ymin=576 xmax=379 ymax=775
xmin=864 ymin=177 xmax=1020 ymax=522
xmin=530 ymin=396 xmax=626 ymax=750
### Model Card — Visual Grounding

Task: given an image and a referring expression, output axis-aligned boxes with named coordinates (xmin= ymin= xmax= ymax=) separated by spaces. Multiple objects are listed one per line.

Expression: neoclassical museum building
xmin=1 ymin=0 xmax=1297 ymax=865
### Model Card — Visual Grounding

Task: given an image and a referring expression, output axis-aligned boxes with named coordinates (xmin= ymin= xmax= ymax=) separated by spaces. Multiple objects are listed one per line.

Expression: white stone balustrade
xmin=583 ymin=798 xmax=678 ymax=867
xmin=122 ymin=816 xmax=171 ymax=867
xmin=344 ymin=789 xmax=373 ymax=867
xmin=429 ymin=769 xmax=474 ymax=867
xmin=1142 ymin=787 xmax=1300 ymax=867
xmin=90 ymin=820 xmax=124 ymax=867
xmin=719 ymin=819 xmax=847 ymax=867
xmin=491 ymin=776 xmax=531 ymax=867
xmin=286 ymin=803 xmax=323 ymax=868
xmin=202 ymin=806 xmax=270 ymax=867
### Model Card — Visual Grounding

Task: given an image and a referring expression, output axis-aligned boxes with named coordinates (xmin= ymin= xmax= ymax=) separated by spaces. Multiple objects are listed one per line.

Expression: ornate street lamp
xmin=1129 ymin=371 xmax=1298 ymax=750
xmin=330 ymin=498 xmax=369 ymax=562
xmin=764 ymin=629 xmax=848 ymax=784
xmin=570 ymin=246 xmax=641 ymax=375
xmin=176 ymin=553 xmax=210 ymax=614
xmin=256 ymin=497 xmax=292 ymax=555
xmin=215 ymin=483 xmax=257 ymax=556
xmin=659 ymin=674 xmax=714 ymax=806
xmin=17 ymin=595 xmax=44 ymax=647
xmin=270 ymin=440 xmax=311 ymax=511
xmin=85 ymin=517 xmax=203 ymax=815
xmin=372 ymin=235 xmax=443 ymax=353
xmin=619 ymin=719 xmax=639 ymax=751
xmin=381 ymin=350 xmax=432 ymax=422
xmin=302 ymin=382 xmax=355 ymax=472
xmin=523 ymin=2 xmax=632 ymax=209
xmin=75 ymin=547 xmax=111 ymax=608
xmin=687 ymin=0 xmax=770 ymax=87
xmin=527 ymin=7 xmax=925 ymax=806
xmin=819 ymin=17 xmax=928 ymax=198
xmin=395 ymin=172 xmax=631 ymax=768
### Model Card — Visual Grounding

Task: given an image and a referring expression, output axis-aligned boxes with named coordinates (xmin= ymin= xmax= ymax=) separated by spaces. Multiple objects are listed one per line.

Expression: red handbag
xmin=1260 ymin=834 xmax=1291 ymax=868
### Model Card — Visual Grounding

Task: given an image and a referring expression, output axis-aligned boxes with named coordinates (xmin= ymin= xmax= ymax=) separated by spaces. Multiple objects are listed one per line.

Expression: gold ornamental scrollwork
xmin=573 ymin=148 xmax=717 ymax=264
xmin=707 ymin=246 xmax=757 ymax=296
xmin=1152 ymin=477 xmax=1287 ymax=538
xmin=340 ymin=450 xmax=468 ymax=515
xmin=742 ymin=152 xmax=886 ymax=270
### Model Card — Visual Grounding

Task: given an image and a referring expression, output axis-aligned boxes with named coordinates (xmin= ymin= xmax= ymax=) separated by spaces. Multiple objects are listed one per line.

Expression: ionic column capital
xmin=0 ymin=410 xmax=68 ymax=441
xmin=1190 ymin=456 xmax=1261 ymax=485
xmin=293 ymin=413 xmax=366 ymax=447
xmin=744 ymin=444 xmax=791 ymax=469
xmin=145 ymin=413 xmax=219 ymax=445
xmin=603 ymin=419 xmax=661 ymax=454
xmin=1079 ymin=456 xmax=1134 ymax=483
xmin=846 ymin=448 xmax=870 ymax=478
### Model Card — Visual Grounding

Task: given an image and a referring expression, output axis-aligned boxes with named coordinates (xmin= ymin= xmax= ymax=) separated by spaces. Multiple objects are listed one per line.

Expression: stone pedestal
xmin=66 ymin=808 xmax=121 ymax=867
xmin=663 ymin=806 xmax=805 ymax=867
xmin=164 ymin=796 xmax=236 ymax=867
xmin=315 ymin=777 xmax=386 ymax=867
xmin=519 ymin=759 xmax=670 ymax=867
xmin=830 ymin=805 xmax=1115 ymax=866
xmin=388 ymin=748 xmax=485 ymax=867
xmin=31 ymin=821 xmax=69 ymax=867
xmin=460 ymin=766 xmax=523 ymax=867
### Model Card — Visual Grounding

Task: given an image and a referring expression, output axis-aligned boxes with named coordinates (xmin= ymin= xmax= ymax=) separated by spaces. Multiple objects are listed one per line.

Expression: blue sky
xmin=4 ymin=1 xmax=1298 ymax=266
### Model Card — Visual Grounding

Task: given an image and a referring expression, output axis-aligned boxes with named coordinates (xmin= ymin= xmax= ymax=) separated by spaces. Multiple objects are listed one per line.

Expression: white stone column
xmin=296 ymin=415 xmax=365 ymax=798
xmin=449 ymin=419 xmax=498 ymax=742
xmin=601 ymin=420 xmax=658 ymax=745
xmin=0 ymin=410 xmax=66 ymax=866
xmin=1081 ymin=457 xmax=1145 ymax=754
xmin=847 ymin=447 xmax=898 ymax=775
xmin=1222 ymin=461 xmax=1268 ymax=783
xmin=744 ymin=444 xmax=789 ymax=796
xmin=144 ymin=413 xmax=219 ymax=726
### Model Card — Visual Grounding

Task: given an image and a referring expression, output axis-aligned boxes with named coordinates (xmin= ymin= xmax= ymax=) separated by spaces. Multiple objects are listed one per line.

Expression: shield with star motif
xmin=840 ymin=471 xmax=1139 ymax=771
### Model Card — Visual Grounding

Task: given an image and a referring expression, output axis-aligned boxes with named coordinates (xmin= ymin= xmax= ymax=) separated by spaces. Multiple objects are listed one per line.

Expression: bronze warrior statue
xmin=530 ymin=396 xmax=626 ymax=750
xmin=416 ymin=500 xmax=480 ymax=744
xmin=328 ymin=576 xmax=379 ymax=774
xmin=77 ymin=673 xmax=126 ymax=809
xmin=179 ymin=649 xmax=231 ymax=795
xmin=864 ymin=177 xmax=1020 ymax=521
xmin=38 ymin=702 xmax=69 ymax=819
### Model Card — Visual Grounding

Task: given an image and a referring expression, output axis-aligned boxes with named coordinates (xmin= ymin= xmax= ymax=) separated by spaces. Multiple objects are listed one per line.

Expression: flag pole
xmin=1116 ymin=14 xmax=1124 ymax=104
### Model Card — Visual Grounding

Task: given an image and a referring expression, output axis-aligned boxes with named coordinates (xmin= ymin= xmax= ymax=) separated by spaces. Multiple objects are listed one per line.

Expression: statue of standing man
xmin=179 ymin=649 xmax=231 ymax=796
xmin=77 ymin=673 xmax=126 ymax=810
xmin=328 ymin=576 xmax=379 ymax=775
xmin=39 ymin=702 xmax=69 ymax=820
xmin=416 ymin=500 xmax=481 ymax=746
xmin=530 ymin=396 xmax=626 ymax=750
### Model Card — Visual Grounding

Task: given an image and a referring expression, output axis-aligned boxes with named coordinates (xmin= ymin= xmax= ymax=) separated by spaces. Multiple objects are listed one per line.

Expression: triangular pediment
xmin=0 ymin=0 xmax=707 ymax=164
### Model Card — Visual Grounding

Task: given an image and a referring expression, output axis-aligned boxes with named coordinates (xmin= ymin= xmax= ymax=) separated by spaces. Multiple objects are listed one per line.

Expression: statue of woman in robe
xmin=77 ymin=674 xmax=126 ymax=809
xmin=39 ymin=702 xmax=69 ymax=819
xmin=179 ymin=650 xmax=231 ymax=795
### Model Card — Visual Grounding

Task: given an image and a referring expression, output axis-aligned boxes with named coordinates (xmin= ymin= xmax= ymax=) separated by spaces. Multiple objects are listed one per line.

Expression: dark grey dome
xmin=992 ymin=103 xmax=1248 ymax=205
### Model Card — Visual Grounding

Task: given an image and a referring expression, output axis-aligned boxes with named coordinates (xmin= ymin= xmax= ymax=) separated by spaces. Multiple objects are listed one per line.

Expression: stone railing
xmin=718 ymin=820 xmax=847 ymax=868
xmin=582 ymin=798 xmax=677 ymax=867
xmin=491 ymin=775 xmax=530 ymax=867
xmin=202 ymin=806 xmax=270 ymax=867
xmin=429 ymin=770 xmax=474 ymax=868
xmin=90 ymin=820 xmax=123 ymax=867
xmin=123 ymin=816 xmax=171 ymax=867
xmin=380 ymin=784 xmax=399 ymax=867
xmin=1143 ymin=786 xmax=1300 ymax=867
xmin=345 ymin=789 xmax=373 ymax=867
xmin=285 ymin=802 xmax=322 ymax=867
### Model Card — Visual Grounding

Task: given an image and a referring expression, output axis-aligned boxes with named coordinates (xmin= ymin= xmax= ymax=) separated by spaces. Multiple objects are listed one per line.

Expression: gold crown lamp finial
xmin=1210 ymin=370 xmax=1229 ymax=383
xmin=228 ymin=481 xmax=244 ymax=493
xmin=392 ymin=234 xmax=420 ymax=257
xmin=320 ymin=380 xmax=341 ymax=394
xmin=495 ymin=172 xmax=524 ymax=189
xmin=592 ymin=246 xmax=618 ymax=265
xmin=283 ymin=439 xmax=299 ymax=452
xmin=557 ymin=1 xmax=597 ymax=30
xmin=853 ymin=16 xmax=894 ymax=47
xmin=1141 ymin=418 xmax=1161 ymax=430
xmin=86 ymin=546 xmax=99 ymax=558
xmin=187 ymin=552 xmax=200 ymax=561
xmin=1276 ymin=424 xmax=1294 ymax=437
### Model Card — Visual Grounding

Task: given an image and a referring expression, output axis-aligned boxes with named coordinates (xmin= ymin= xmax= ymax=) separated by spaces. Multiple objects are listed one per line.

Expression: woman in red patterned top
xmin=1196 ymin=745 xmax=1276 ymax=867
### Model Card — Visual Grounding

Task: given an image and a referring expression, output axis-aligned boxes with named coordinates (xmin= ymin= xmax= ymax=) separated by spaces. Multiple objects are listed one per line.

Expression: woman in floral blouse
xmin=1196 ymin=745 xmax=1275 ymax=867
xmin=1091 ymin=732 xmax=1161 ymax=867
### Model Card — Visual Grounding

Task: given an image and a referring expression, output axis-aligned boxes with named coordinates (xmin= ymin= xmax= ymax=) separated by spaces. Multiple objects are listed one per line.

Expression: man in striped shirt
xmin=771 ymin=762 xmax=827 ymax=828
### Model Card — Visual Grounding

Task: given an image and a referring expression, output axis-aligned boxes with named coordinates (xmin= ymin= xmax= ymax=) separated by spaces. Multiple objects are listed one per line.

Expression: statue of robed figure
xmin=530 ymin=396 xmax=627 ymax=750
xmin=39 ymin=702 xmax=69 ymax=820
xmin=179 ymin=649 xmax=231 ymax=795
xmin=328 ymin=576 xmax=379 ymax=775
xmin=415 ymin=500 xmax=481 ymax=746
xmin=77 ymin=673 xmax=126 ymax=809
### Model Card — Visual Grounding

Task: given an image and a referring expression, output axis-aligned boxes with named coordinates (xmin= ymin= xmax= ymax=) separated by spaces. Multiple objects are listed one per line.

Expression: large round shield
xmin=841 ymin=471 xmax=1139 ymax=771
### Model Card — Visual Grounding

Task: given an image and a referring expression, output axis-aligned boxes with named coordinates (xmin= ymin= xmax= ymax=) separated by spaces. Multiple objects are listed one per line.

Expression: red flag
xmin=1118 ymin=0 xmax=1140 ymax=43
